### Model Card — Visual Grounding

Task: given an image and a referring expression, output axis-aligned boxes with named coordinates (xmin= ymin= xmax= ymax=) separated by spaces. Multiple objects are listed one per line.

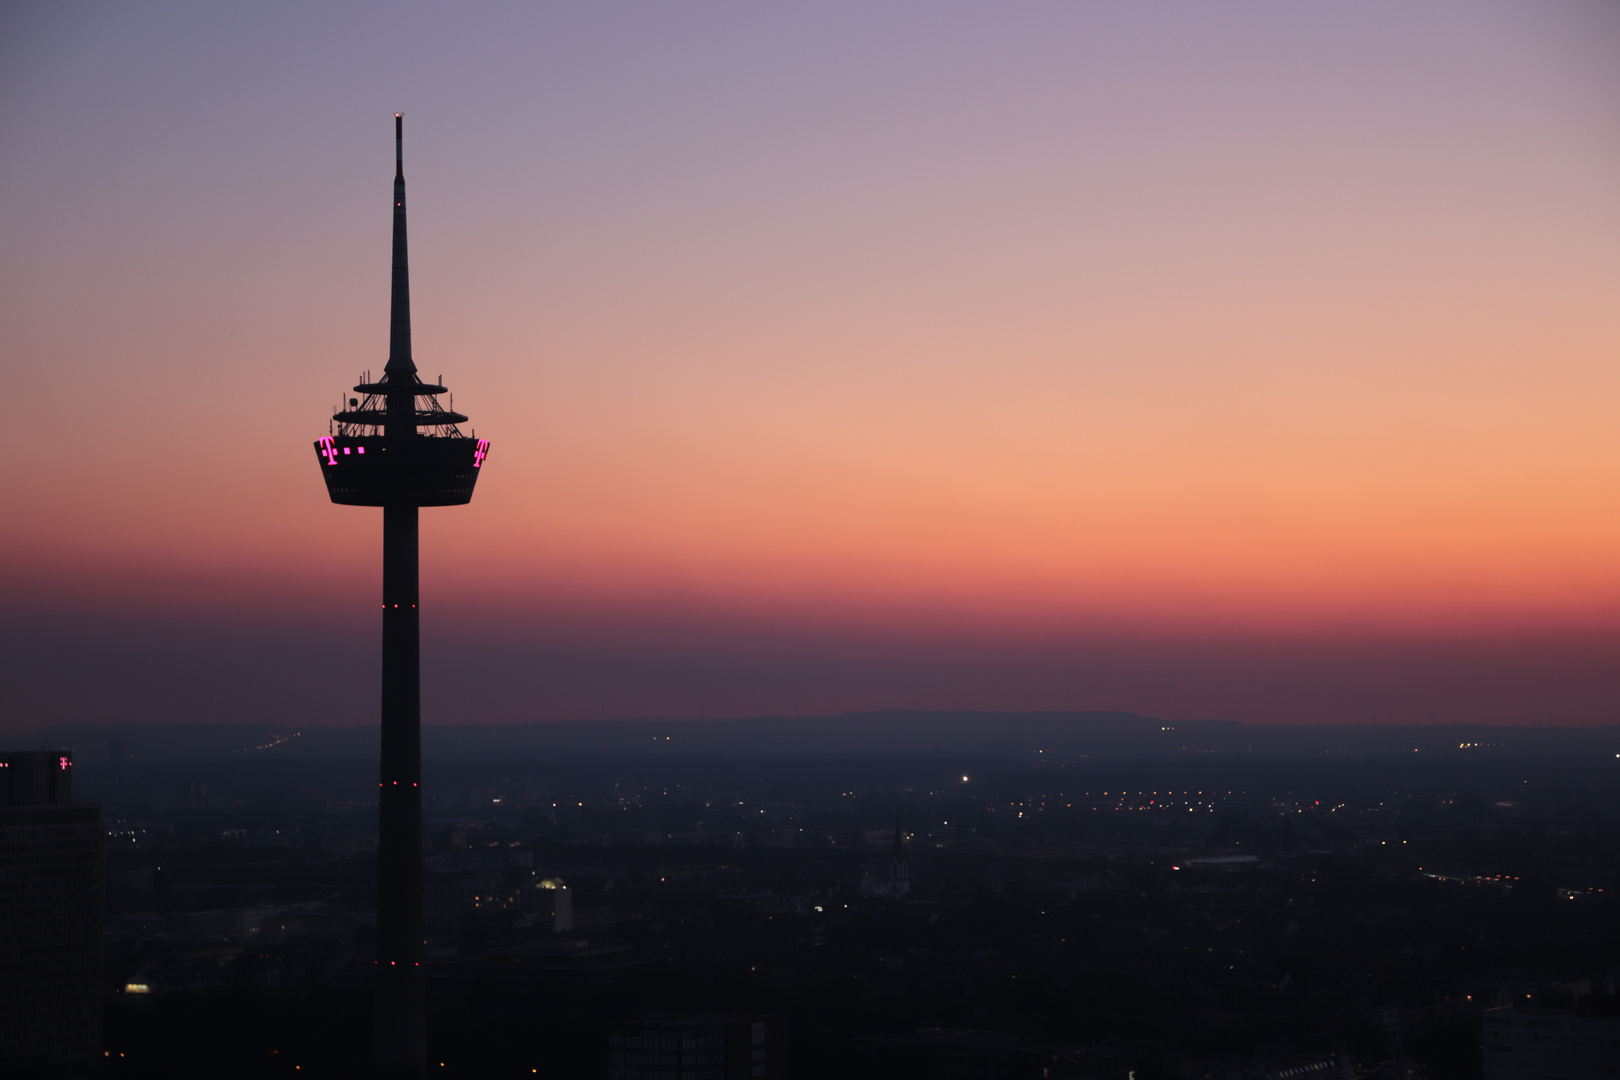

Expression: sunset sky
xmin=4 ymin=2 xmax=1620 ymax=729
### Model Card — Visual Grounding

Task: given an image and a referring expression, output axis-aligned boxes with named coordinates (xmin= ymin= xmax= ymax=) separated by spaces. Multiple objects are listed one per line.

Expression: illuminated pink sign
xmin=58 ymin=756 xmax=71 ymax=770
xmin=473 ymin=439 xmax=490 ymax=468
xmin=318 ymin=436 xmax=338 ymax=466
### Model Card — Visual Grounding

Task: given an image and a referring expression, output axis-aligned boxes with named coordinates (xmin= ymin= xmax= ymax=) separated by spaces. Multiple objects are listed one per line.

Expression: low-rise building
xmin=1483 ymin=1007 xmax=1620 ymax=1080
xmin=608 ymin=1014 xmax=781 ymax=1080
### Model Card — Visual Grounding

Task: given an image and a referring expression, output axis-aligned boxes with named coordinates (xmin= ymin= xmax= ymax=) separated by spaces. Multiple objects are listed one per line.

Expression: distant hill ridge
xmin=11 ymin=711 xmax=1620 ymax=763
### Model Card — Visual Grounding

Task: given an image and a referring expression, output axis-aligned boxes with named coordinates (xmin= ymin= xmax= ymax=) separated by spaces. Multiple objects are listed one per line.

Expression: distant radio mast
xmin=313 ymin=114 xmax=490 ymax=1075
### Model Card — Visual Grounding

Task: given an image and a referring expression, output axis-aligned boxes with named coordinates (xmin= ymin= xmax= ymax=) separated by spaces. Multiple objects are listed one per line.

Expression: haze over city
xmin=5 ymin=1 xmax=1620 ymax=730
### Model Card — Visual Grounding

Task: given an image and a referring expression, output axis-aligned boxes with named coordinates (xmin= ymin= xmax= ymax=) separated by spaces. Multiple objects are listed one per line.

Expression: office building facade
xmin=0 ymin=751 xmax=104 ymax=1077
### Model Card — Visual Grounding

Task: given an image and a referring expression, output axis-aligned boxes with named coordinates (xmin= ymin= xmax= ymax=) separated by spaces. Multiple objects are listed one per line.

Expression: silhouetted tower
xmin=313 ymin=115 xmax=489 ymax=1076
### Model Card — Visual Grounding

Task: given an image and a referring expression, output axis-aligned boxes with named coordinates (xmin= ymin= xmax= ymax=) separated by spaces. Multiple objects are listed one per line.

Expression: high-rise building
xmin=888 ymin=812 xmax=910 ymax=898
xmin=0 ymin=751 xmax=104 ymax=1077
xmin=313 ymin=115 xmax=489 ymax=1075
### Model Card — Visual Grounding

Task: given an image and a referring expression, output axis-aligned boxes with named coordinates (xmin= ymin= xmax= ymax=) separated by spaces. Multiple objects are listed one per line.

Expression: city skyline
xmin=5 ymin=2 xmax=1620 ymax=728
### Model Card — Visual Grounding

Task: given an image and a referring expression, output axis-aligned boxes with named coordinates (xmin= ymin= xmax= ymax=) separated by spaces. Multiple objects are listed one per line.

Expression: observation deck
xmin=314 ymin=370 xmax=489 ymax=506
xmin=315 ymin=433 xmax=488 ymax=506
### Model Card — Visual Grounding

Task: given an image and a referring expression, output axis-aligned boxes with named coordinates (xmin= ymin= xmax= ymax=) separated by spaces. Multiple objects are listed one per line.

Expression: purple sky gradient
xmin=4 ymin=2 xmax=1620 ymax=731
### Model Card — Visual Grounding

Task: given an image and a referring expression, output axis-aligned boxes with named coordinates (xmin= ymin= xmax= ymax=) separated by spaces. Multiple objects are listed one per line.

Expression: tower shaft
xmin=376 ymin=502 xmax=424 ymax=1072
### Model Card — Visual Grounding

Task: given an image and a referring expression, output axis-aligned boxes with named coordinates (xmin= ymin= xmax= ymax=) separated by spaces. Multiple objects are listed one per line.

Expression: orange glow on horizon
xmin=4 ymin=5 xmax=1620 ymax=726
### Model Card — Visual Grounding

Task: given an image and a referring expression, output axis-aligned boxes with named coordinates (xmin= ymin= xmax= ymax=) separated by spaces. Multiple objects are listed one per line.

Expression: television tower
xmin=313 ymin=114 xmax=489 ymax=1075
